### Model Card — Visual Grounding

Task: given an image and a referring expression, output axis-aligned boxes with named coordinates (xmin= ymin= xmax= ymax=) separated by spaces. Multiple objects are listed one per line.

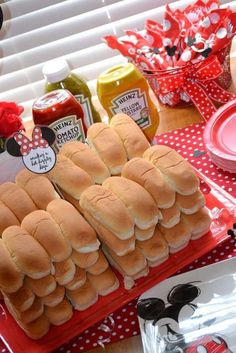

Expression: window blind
xmin=0 ymin=0 xmax=235 ymax=122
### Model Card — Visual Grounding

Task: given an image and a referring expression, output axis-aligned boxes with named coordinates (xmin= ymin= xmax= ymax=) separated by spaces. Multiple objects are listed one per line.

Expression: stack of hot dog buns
xmin=143 ymin=145 xmax=210 ymax=250
xmin=0 ymin=198 xmax=118 ymax=339
xmin=0 ymin=113 xmax=211 ymax=339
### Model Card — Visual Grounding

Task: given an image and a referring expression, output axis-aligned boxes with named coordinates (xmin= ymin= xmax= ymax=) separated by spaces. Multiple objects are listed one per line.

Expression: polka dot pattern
xmin=216 ymin=27 xmax=227 ymax=39
xmin=13 ymin=127 xmax=49 ymax=156
xmin=181 ymin=49 xmax=192 ymax=62
xmin=210 ymin=12 xmax=220 ymax=24
xmin=144 ymin=45 xmax=232 ymax=119
xmin=0 ymin=123 xmax=235 ymax=353
xmin=184 ymin=80 xmax=216 ymax=120
xmin=203 ymin=80 xmax=236 ymax=104
xmin=155 ymin=122 xmax=236 ymax=196
xmin=200 ymin=17 xmax=211 ymax=28
xmin=163 ymin=19 xmax=171 ymax=32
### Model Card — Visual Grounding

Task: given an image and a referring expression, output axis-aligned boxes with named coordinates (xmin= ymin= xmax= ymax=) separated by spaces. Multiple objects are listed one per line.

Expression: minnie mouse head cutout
xmin=6 ymin=126 xmax=56 ymax=174
xmin=137 ymin=282 xmax=232 ymax=352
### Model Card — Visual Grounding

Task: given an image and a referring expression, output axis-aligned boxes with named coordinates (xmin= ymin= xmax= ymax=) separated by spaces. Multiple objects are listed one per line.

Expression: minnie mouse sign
xmin=138 ymin=258 xmax=236 ymax=353
xmin=6 ymin=126 xmax=56 ymax=174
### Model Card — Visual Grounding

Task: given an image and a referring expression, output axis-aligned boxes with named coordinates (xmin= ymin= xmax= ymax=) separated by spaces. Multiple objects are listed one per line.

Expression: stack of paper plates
xmin=204 ymin=99 xmax=236 ymax=173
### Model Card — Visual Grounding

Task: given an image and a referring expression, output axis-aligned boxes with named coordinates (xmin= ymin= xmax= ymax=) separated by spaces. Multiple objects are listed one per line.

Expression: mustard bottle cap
xmin=97 ymin=63 xmax=142 ymax=95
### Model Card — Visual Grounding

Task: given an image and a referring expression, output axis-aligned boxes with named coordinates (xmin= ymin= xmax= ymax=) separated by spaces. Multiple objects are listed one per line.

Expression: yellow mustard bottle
xmin=97 ymin=63 xmax=159 ymax=142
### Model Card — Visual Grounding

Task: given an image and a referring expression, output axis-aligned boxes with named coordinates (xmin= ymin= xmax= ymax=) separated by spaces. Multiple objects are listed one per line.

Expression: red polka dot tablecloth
xmin=0 ymin=122 xmax=235 ymax=353
xmin=155 ymin=122 xmax=236 ymax=196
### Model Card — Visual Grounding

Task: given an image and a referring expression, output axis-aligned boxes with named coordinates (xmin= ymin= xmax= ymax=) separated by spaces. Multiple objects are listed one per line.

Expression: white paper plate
xmin=138 ymin=257 xmax=236 ymax=353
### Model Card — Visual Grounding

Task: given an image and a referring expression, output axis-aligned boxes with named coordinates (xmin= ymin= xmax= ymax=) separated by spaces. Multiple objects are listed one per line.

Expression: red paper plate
xmin=204 ymin=99 xmax=236 ymax=173
xmin=0 ymin=172 xmax=235 ymax=353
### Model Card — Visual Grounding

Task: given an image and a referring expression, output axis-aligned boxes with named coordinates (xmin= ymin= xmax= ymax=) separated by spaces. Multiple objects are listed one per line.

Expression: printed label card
xmin=6 ymin=126 xmax=56 ymax=174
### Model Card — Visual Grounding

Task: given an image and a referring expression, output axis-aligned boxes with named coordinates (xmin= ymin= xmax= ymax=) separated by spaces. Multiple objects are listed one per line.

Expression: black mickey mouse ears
xmin=167 ymin=282 xmax=201 ymax=305
xmin=137 ymin=298 xmax=165 ymax=321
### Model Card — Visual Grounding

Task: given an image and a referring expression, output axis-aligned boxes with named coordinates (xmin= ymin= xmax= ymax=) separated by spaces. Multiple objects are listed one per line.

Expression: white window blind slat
xmin=0 ymin=0 xmax=195 ymax=78
xmin=1 ymin=0 xmax=67 ymax=21
xmin=1 ymin=0 xmax=120 ymax=38
xmin=0 ymin=0 xmax=235 ymax=124
xmin=0 ymin=43 xmax=118 ymax=94
xmin=1 ymin=0 xmax=177 ymax=57
xmin=1 ymin=9 xmax=110 ymax=56
xmin=3 ymin=0 xmax=226 ymax=78
xmin=0 ymin=54 xmax=126 ymax=104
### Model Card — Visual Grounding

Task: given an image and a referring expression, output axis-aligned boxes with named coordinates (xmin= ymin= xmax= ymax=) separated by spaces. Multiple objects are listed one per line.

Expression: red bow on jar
xmin=14 ymin=127 xmax=49 ymax=156
xmin=146 ymin=55 xmax=236 ymax=120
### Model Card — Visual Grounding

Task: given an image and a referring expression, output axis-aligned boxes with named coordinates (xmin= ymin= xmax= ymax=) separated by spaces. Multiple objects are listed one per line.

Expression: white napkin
xmin=0 ymin=152 xmax=24 ymax=183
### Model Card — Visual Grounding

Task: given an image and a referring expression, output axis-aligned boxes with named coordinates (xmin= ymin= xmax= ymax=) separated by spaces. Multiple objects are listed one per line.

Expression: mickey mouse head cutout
xmin=6 ymin=126 xmax=56 ymax=174
xmin=137 ymin=283 xmax=232 ymax=353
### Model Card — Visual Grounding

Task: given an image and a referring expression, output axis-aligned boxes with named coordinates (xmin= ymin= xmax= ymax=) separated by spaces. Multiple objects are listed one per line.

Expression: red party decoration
xmin=14 ymin=127 xmax=49 ymax=156
xmin=0 ymin=101 xmax=25 ymax=138
xmin=104 ymin=0 xmax=236 ymax=120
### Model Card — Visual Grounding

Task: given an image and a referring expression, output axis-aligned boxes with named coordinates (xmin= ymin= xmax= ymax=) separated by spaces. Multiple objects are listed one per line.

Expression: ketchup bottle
xmin=32 ymin=89 xmax=86 ymax=150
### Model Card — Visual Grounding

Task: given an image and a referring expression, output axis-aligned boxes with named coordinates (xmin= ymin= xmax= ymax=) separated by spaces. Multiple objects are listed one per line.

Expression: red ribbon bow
xmin=153 ymin=55 xmax=236 ymax=120
xmin=14 ymin=127 xmax=49 ymax=156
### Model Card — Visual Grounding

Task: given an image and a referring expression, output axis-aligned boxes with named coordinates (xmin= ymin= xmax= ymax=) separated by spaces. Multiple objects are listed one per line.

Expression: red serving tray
xmin=0 ymin=172 xmax=235 ymax=353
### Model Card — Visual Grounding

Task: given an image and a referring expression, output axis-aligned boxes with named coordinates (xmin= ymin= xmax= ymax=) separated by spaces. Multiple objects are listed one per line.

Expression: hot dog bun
xmin=18 ymin=315 xmax=50 ymax=339
xmin=134 ymin=225 xmax=155 ymax=241
xmin=80 ymin=185 xmax=134 ymax=239
xmin=102 ymin=177 xmax=159 ymax=230
xmin=0 ymin=182 xmax=37 ymax=222
xmin=88 ymin=268 xmax=119 ymax=296
xmin=21 ymin=210 xmax=72 ymax=262
xmin=60 ymin=140 xmax=110 ymax=184
xmin=3 ymin=280 xmax=35 ymax=312
xmin=182 ymin=207 xmax=211 ymax=239
xmin=26 ymin=275 xmax=57 ymax=298
xmin=103 ymin=245 xmax=147 ymax=277
xmin=71 ymin=250 xmax=99 ymax=269
xmin=110 ymin=113 xmax=150 ymax=159
xmin=47 ymin=154 xmax=93 ymax=199
xmin=136 ymin=227 xmax=169 ymax=262
xmin=87 ymin=122 xmax=127 ymax=175
xmin=86 ymin=250 xmax=109 ymax=275
xmin=64 ymin=266 xmax=87 ymax=291
xmin=121 ymin=157 xmax=175 ymax=209
xmin=47 ymin=199 xmax=100 ymax=253
xmin=45 ymin=298 xmax=73 ymax=326
xmin=0 ymin=201 xmax=20 ymax=234
xmin=15 ymin=169 xmax=60 ymax=210
xmin=158 ymin=219 xmax=191 ymax=253
xmin=159 ymin=203 xmax=181 ymax=228
xmin=143 ymin=145 xmax=199 ymax=195
xmin=84 ymin=211 xmax=135 ymax=256
xmin=54 ymin=258 xmax=76 ymax=286
xmin=41 ymin=285 xmax=65 ymax=307
xmin=2 ymin=226 xmax=51 ymax=279
xmin=176 ymin=190 xmax=206 ymax=215
xmin=0 ymin=238 xmax=24 ymax=293
xmin=66 ymin=280 xmax=98 ymax=311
